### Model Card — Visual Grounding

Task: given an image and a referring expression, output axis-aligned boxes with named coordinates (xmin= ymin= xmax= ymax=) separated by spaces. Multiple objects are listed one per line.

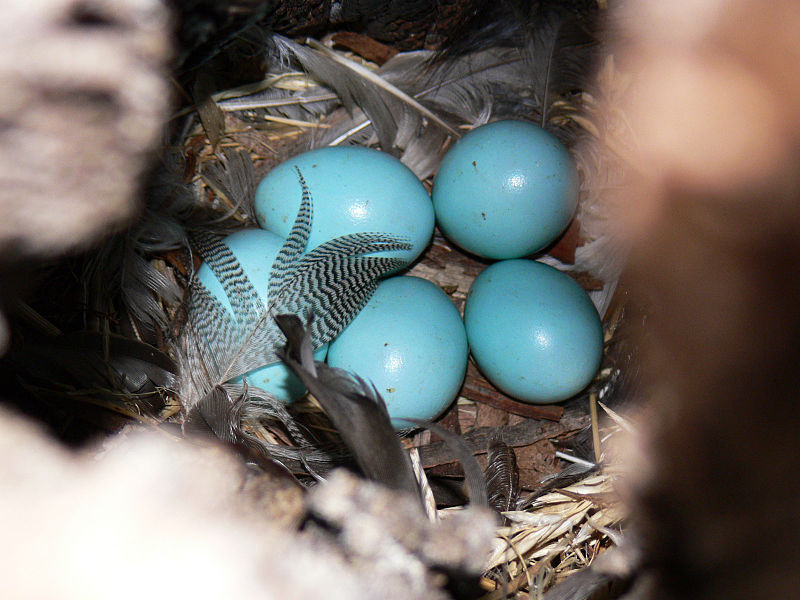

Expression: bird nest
xmin=4 ymin=15 xmax=637 ymax=600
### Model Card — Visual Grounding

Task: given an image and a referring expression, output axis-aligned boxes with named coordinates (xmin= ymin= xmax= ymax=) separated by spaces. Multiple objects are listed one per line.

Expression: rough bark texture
xmin=0 ymin=0 xmax=171 ymax=260
xmin=604 ymin=1 xmax=800 ymax=599
xmin=0 ymin=409 xmax=365 ymax=600
xmin=0 ymin=0 xmax=172 ymax=351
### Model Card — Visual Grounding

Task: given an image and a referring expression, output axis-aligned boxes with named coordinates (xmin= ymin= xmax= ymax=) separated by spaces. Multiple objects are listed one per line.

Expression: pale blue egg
xmin=432 ymin=120 xmax=579 ymax=259
xmin=255 ymin=146 xmax=434 ymax=268
xmin=327 ymin=276 xmax=468 ymax=429
xmin=196 ymin=229 xmax=327 ymax=403
xmin=464 ymin=259 xmax=603 ymax=403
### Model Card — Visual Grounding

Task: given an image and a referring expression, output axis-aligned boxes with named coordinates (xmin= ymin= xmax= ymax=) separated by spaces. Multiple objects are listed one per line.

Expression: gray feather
xmin=268 ymin=167 xmax=314 ymax=301
xmin=200 ymin=148 xmax=258 ymax=222
xmin=523 ymin=11 xmax=597 ymax=130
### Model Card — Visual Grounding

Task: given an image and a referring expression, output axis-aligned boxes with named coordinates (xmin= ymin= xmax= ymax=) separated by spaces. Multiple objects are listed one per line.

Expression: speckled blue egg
xmin=196 ymin=228 xmax=327 ymax=403
xmin=327 ymin=276 xmax=468 ymax=429
xmin=432 ymin=120 xmax=579 ymax=259
xmin=255 ymin=146 xmax=434 ymax=267
xmin=464 ymin=259 xmax=603 ymax=403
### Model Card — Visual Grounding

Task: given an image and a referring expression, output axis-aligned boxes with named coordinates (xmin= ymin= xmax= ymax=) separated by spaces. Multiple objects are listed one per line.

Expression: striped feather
xmin=180 ymin=167 xmax=411 ymax=407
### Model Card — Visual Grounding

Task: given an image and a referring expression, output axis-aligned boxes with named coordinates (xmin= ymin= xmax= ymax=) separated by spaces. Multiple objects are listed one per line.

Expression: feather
xmin=484 ymin=434 xmax=520 ymax=513
xmin=184 ymin=384 xmax=238 ymax=443
xmin=199 ymin=148 xmax=258 ymax=224
xmin=303 ymin=38 xmax=459 ymax=138
xmin=184 ymin=168 xmax=410 ymax=392
xmin=83 ymin=235 xmax=182 ymax=341
xmin=268 ymin=35 xmax=457 ymax=153
xmin=275 ymin=313 xmax=423 ymax=504
xmin=193 ymin=73 xmax=227 ymax=149
xmin=183 ymin=383 xmax=304 ymax=483
xmin=312 ymin=47 xmax=522 ymax=177
xmin=216 ymin=37 xmax=578 ymax=179
xmin=523 ymin=11 xmax=598 ymax=130
xmin=177 ymin=168 xmax=410 ymax=471
xmin=434 ymin=2 xmax=599 ymax=136
xmin=435 ymin=1 xmax=598 ymax=60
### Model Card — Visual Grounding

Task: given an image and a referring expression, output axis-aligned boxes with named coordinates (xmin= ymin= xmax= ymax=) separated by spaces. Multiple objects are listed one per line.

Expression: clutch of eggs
xmin=198 ymin=133 xmax=599 ymax=420
xmin=196 ymin=229 xmax=328 ymax=403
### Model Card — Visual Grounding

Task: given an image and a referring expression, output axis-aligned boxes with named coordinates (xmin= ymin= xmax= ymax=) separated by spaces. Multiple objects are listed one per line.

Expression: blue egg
xmin=464 ymin=259 xmax=603 ymax=403
xmin=327 ymin=276 xmax=468 ymax=429
xmin=255 ymin=146 xmax=434 ymax=268
xmin=432 ymin=120 xmax=579 ymax=259
xmin=196 ymin=229 xmax=327 ymax=403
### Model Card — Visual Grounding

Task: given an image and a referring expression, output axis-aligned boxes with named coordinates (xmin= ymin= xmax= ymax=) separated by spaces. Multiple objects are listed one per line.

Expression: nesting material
xmin=171 ymin=34 xmax=627 ymax=598
xmin=1 ymin=8 xmax=629 ymax=599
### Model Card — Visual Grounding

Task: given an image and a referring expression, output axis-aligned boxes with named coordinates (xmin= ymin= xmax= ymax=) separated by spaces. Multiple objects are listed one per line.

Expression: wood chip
xmin=462 ymin=361 xmax=565 ymax=422
xmin=330 ymin=32 xmax=399 ymax=65
xmin=417 ymin=410 xmax=590 ymax=469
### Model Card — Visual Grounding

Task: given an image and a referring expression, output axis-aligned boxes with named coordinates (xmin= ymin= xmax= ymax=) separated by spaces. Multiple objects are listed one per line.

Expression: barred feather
xmin=179 ymin=167 xmax=411 ymax=410
xmin=191 ymin=230 xmax=262 ymax=324
xmin=268 ymin=167 xmax=314 ymax=301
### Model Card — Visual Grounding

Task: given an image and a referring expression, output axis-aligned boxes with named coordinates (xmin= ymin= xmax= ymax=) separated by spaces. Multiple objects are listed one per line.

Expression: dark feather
xmin=275 ymin=313 xmax=423 ymax=503
xmin=484 ymin=435 xmax=520 ymax=513
xmin=184 ymin=383 xmax=305 ymax=483
xmin=83 ymin=233 xmax=182 ymax=342
xmin=434 ymin=1 xmax=598 ymax=134
xmin=436 ymin=1 xmax=598 ymax=60
xmin=524 ymin=11 xmax=598 ymax=129
xmin=184 ymin=384 xmax=238 ymax=443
